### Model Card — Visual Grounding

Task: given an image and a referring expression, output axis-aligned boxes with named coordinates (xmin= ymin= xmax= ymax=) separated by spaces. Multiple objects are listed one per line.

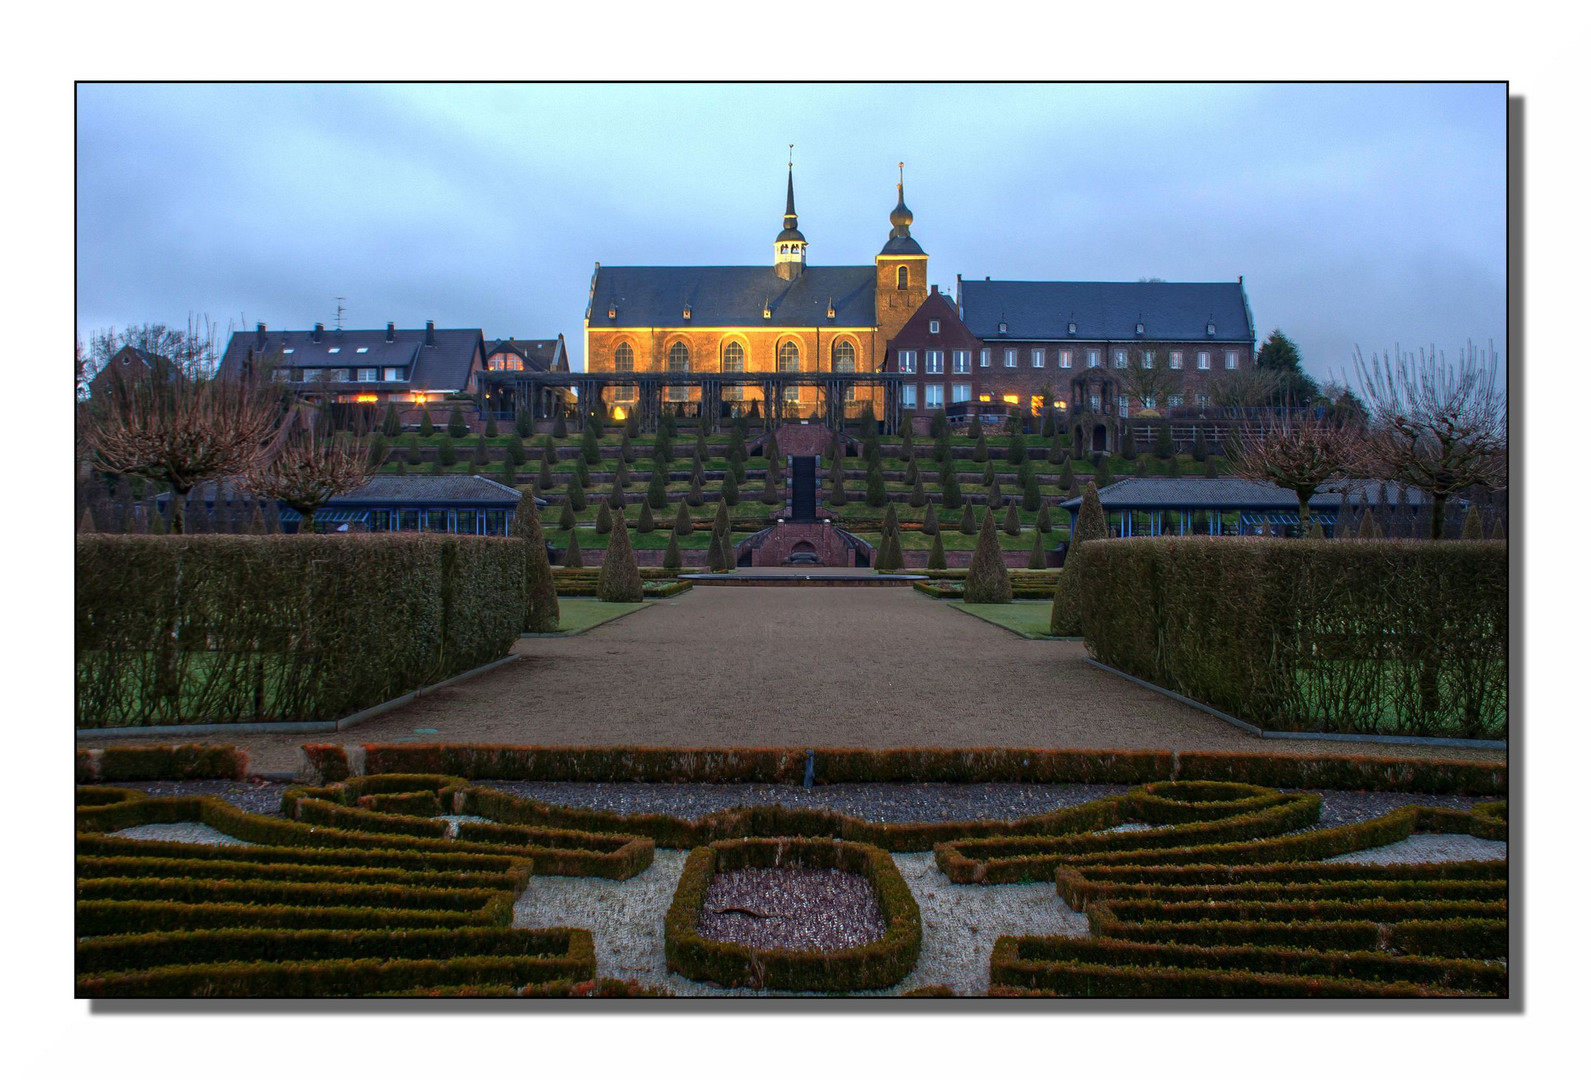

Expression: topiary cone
xmin=922 ymin=502 xmax=940 ymax=536
xmin=511 ymin=492 xmax=560 ymax=632
xmin=675 ymin=501 xmax=694 ymax=536
xmin=964 ymin=504 xmax=1013 ymax=604
xmin=662 ymin=529 xmax=682 ymax=571
xmin=926 ymin=530 xmax=947 ymax=570
xmin=563 ymin=527 xmax=583 ymax=568
xmin=1028 ymin=529 xmax=1048 ymax=570
xmin=597 ymin=510 xmax=643 ymax=602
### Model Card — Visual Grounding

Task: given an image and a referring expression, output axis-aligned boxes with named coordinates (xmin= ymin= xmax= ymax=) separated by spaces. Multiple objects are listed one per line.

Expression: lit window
xmin=1004 ymin=349 xmax=1017 ymax=368
xmin=925 ymin=383 xmax=944 ymax=409
xmin=383 ymin=367 xmax=403 ymax=381
xmin=1031 ymin=349 xmax=1045 ymax=368
xmin=723 ymin=341 xmax=744 ymax=373
xmin=778 ymin=340 xmax=799 ymax=373
xmin=928 ymin=319 xmax=940 ymax=334
xmin=356 ymin=347 xmax=369 ymax=354
xmin=1170 ymin=350 xmax=1183 ymax=370
xmin=1029 ymin=395 xmax=1043 ymax=416
xmin=357 ymin=368 xmax=377 ymax=382
xmin=952 ymin=383 xmax=972 ymax=403
xmin=1090 ymin=393 xmax=1101 ymax=410
xmin=1197 ymin=351 xmax=1211 ymax=370
xmin=1114 ymin=350 xmax=1127 ymax=369
xmin=1060 ymin=350 xmax=1072 ymax=369
xmin=1087 ymin=350 xmax=1100 ymax=368
xmin=667 ymin=342 xmax=690 ymax=402
xmin=1144 ymin=396 xmax=1157 ymax=409
xmin=283 ymin=348 xmax=295 ymax=355
xmin=925 ymin=350 xmax=944 ymax=375
xmin=978 ymin=394 xmax=991 ymax=402
xmin=1002 ymin=394 xmax=1020 ymax=405
xmin=1142 ymin=351 xmax=1154 ymax=369
xmin=902 ymin=384 xmax=917 ymax=409
xmin=898 ymin=350 xmax=916 ymax=373
xmin=783 ymin=384 xmax=801 ymax=403
xmin=328 ymin=347 xmax=341 ymax=354
xmin=979 ymin=349 xmax=990 ymax=368
xmin=952 ymin=350 xmax=971 ymax=374
xmin=1225 ymin=350 xmax=1239 ymax=370
xmin=1118 ymin=394 xmax=1130 ymax=412
xmin=614 ymin=342 xmax=635 ymax=373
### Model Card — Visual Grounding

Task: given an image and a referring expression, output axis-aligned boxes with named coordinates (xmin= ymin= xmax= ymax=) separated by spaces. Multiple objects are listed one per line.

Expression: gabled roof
xmin=960 ymin=280 xmax=1254 ymax=344
xmin=1059 ymin=477 xmax=1429 ymax=512
xmin=325 ymin=474 xmax=528 ymax=506
xmin=217 ymin=327 xmax=485 ymax=392
xmin=589 ymin=265 xmax=877 ymax=329
xmin=485 ymin=336 xmax=568 ymax=372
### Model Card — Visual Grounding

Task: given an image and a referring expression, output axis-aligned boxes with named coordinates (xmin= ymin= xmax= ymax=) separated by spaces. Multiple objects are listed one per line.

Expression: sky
xmin=76 ymin=82 xmax=1507 ymax=388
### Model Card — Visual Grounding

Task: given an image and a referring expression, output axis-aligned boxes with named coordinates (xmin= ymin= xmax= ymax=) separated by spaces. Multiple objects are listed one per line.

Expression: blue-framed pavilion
xmin=278 ymin=475 xmax=540 ymax=534
xmin=1058 ymin=477 xmax=1433 ymax=539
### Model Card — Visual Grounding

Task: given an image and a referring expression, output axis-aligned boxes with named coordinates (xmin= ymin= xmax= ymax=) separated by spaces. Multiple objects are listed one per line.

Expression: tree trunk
xmin=1295 ymin=488 xmax=1313 ymax=534
xmin=170 ymin=483 xmax=190 ymax=535
xmin=1428 ymin=492 xmax=1447 ymax=540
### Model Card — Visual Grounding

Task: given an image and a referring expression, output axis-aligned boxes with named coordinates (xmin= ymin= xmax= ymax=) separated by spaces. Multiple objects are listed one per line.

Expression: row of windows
xmin=902 ymin=347 xmax=1241 ymax=373
xmin=1083 ymin=393 xmax=1211 ymax=411
xmin=284 ymin=367 xmax=406 ymax=383
xmin=611 ymin=340 xmax=859 ymax=373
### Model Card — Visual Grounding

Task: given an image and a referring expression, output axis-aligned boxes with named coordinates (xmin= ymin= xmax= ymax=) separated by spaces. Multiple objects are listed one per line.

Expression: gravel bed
xmin=1294 ymin=789 xmax=1499 ymax=830
xmin=1325 ymin=834 xmax=1508 ymax=865
xmin=436 ymin=814 xmax=492 ymax=839
xmin=108 ymin=823 xmax=252 ymax=847
xmin=698 ymin=868 xmax=885 ymax=952
xmin=478 ymin=781 xmax=1132 ymax=823
xmin=87 ymin=779 xmax=288 ymax=816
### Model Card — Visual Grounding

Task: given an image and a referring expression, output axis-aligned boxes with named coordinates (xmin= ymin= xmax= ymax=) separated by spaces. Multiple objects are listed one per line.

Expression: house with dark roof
xmin=482 ymin=334 xmax=576 ymax=422
xmin=87 ymin=345 xmax=175 ymax=398
xmin=579 ymin=163 xmax=929 ymax=429
xmin=958 ymin=277 xmax=1257 ymax=454
xmin=881 ymin=286 xmax=993 ymax=430
xmin=159 ymin=474 xmax=541 ymax=535
xmin=217 ymin=321 xmax=488 ymax=417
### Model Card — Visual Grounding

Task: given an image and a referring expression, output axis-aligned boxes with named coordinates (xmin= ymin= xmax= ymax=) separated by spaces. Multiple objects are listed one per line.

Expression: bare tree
xmin=1228 ymin=417 xmax=1366 ymax=532
xmin=80 ymin=314 xmax=228 ymax=394
xmin=1352 ymin=340 xmax=1506 ymax=539
xmin=244 ymin=406 xmax=374 ymax=520
xmin=1205 ymin=367 xmax=1284 ymax=410
xmin=79 ymin=361 xmax=284 ymax=534
xmin=1119 ymin=350 xmax=1185 ymax=412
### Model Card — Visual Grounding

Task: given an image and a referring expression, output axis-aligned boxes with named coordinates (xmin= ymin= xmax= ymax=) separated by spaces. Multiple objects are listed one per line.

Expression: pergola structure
xmin=1059 ymin=477 xmax=1429 ymax=539
xmin=482 ymin=370 xmax=906 ymax=433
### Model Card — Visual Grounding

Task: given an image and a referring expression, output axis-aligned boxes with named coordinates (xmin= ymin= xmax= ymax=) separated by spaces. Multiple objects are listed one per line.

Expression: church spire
xmin=774 ymin=146 xmax=807 ymax=279
xmin=880 ymin=161 xmax=925 ymax=257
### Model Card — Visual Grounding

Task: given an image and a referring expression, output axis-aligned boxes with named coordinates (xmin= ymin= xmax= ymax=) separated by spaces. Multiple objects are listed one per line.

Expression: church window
xmin=723 ymin=341 xmax=745 ymax=373
xmin=778 ymin=340 xmax=800 ymax=372
xmin=614 ymin=342 xmax=635 ymax=373
xmin=896 ymin=266 xmax=908 ymax=290
xmin=666 ymin=342 xmax=690 ymax=402
xmin=833 ymin=340 xmax=856 ymax=401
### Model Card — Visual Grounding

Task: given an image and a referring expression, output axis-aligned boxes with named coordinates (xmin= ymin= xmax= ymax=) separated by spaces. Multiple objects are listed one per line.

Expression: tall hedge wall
xmin=1076 ymin=538 xmax=1507 ymax=739
xmin=77 ymin=535 xmax=523 ymax=728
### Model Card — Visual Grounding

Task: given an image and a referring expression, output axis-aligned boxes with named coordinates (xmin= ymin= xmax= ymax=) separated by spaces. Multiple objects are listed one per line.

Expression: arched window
xmin=833 ymin=339 xmax=856 ymax=401
xmin=777 ymin=340 xmax=800 ymax=373
xmin=613 ymin=342 xmax=634 ymax=373
xmin=722 ymin=340 xmax=745 ymax=400
xmin=668 ymin=342 xmax=690 ymax=373
xmin=895 ymin=266 xmax=908 ymax=290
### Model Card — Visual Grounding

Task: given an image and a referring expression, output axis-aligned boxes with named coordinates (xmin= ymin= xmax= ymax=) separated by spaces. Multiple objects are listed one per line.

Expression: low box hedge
xmin=76 ymin=854 xmax=528 ymax=894
xmin=77 ymin=745 xmax=250 ymax=783
xmin=664 ymin=837 xmax=921 ymax=992
xmin=76 ymin=786 xmax=146 ymax=808
xmin=310 ymin=742 xmax=1504 ymax=796
xmin=76 ymin=896 xmax=514 ymax=936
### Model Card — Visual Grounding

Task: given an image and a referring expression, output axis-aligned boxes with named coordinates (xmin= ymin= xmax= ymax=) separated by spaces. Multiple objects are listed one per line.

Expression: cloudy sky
xmin=76 ymin=82 xmax=1506 ymax=385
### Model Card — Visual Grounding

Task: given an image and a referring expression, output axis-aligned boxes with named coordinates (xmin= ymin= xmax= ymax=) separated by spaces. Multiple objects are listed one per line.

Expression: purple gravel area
xmin=476 ymin=781 xmax=1132 ymax=824
xmin=698 ymin=868 xmax=885 ymax=952
xmin=1290 ymin=790 xmax=1498 ymax=831
xmin=87 ymin=779 xmax=289 ymax=816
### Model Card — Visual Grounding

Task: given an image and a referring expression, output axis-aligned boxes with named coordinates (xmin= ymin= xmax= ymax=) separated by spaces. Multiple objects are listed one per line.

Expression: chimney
xmin=386 ymin=321 xmax=395 ymax=343
xmin=313 ymin=322 xmax=324 ymax=343
xmin=425 ymin=320 xmax=435 ymax=346
xmin=930 ymin=284 xmax=938 ymax=295
xmin=255 ymin=322 xmax=267 ymax=348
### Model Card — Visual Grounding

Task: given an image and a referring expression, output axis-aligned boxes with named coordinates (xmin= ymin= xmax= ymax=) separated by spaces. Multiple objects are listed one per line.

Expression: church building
xmin=581 ymin=165 xmax=929 ymax=426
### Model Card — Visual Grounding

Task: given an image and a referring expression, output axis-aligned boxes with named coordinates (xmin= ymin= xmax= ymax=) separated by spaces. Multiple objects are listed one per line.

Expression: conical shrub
xmin=506 ymin=434 xmax=526 ymax=466
xmin=942 ymin=469 xmax=962 ymax=510
xmin=687 ymin=473 xmax=704 ymax=506
xmin=486 ymin=412 xmax=500 ymax=438
xmin=866 ymin=466 xmax=887 ymax=507
xmin=1204 ymin=457 xmax=1218 ymax=479
xmin=973 ymin=433 xmax=988 ymax=463
xmin=511 ymin=492 xmax=560 ymax=632
xmin=1022 ymin=468 xmax=1041 ymax=511
xmin=662 ymin=529 xmax=681 ymax=571
xmin=567 ymin=474 xmax=586 ymax=511
xmin=542 ymin=434 xmax=559 ymax=465
xmin=904 ymin=457 xmax=919 ymax=486
xmin=1192 ymin=427 xmax=1208 ymax=462
xmin=713 ymin=499 xmax=731 ymax=537
xmin=382 ymin=403 xmax=402 ymax=437
xmin=1357 ymin=509 xmax=1377 ymax=540
xmin=559 ymin=500 xmax=577 ymax=531
xmin=987 ymin=478 xmax=1002 ymax=507
xmin=595 ymin=501 xmax=613 ymax=534
xmin=720 ymin=470 xmax=740 ymax=506
xmin=1168 ymin=454 xmax=1181 ymax=478
xmin=964 ymin=506 xmax=1012 ymax=603
xmin=959 ymin=503 xmax=977 ymax=535
xmin=1050 ymin=482 xmax=1107 ymax=635
xmin=1461 ymin=505 xmax=1483 ymax=540
xmin=419 ymin=409 xmax=435 ymax=437
xmin=1120 ymin=426 xmax=1138 ymax=461
xmin=538 ymin=460 xmax=554 ymax=491
xmin=366 ymin=433 xmax=388 ymax=471
xmin=581 ymin=422 xmax=602 ymax=465
xmin=448 ymin=407 xmax=469 ymax=439
xmin=706 ymin=526 xmax=727 ymax=572
xmin=675 ymin=501 xmax=694 ymax=536
xmin=1036 ymin=504 xmax=1053 ymax=533
xmin=515 ymin=408 xmax=533 ymax=438
xmin=1094 ymin=458 xmax=1114 ymax=489
xmin=922 ymin=502 xmax=940 ymax=537
xmin=614 ymin=460 xmax=630 ymax=490
xmin=564 ymin=528 xmax=583 ymax=568
xmin=597 ymin=511 xmax=643 ymax=602
xmin=437 ymin=438 xmax=457 ymax=467
xmin=1048 ymin=432 xmax=1067 ymax=465
xmin=982 ymin=461 xmax=996 ymax=487
xmin=969 ymin=414 xmax=983 ymax=441
xmin=500 ymin=459 xmax=517 ymax=486
xmin=637 ymin=500 xmax=656 ymax=533
xmin=406 ymin=435 xmax=422 ymax=466
xmin=1003 ymin=499 xmax=1022 ymax=536
xmin=829 ymin=470 xmax=848 ymax=507
xmin=762 ymin=466 xmax=783 ymax=505
xmin=719 ymin=529 xmax=737 ymax=571
xmin=909 ymin=475 xmax=926 ymax=507
xmin=1307 ymin=521 xmax=1325 ymax=539
xmin=620 ymin=428 xmax=635 ymax=463
xmin=553 ymin=411 xmax=568 ymax=438
xmin=607 ymin=479 xmax=625 ymax=510
xmin=926 ymin=531 xmax=946 ymax=570
xmin=1028 ymin=530 xmax=1048 ymax=570
xmin=1007 ymin=432 xmax=1027 ymax=466
xmin=648 ymin=468 xmax=670 ymax=508
xmin=472 ymin=434 xmax=490 ymax=468
xmin=78 ymin=507 xmax=96 ymax=533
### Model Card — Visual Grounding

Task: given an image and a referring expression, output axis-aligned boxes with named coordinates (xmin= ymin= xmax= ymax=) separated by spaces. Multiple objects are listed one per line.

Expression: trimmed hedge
xmin=77 ymin=535 xmax=523 ymax=727
xmin=77 ymin=953 xmax=590 ymax=997
xmin=664 ymin=838 xmax=921 ymax=991
xmin=1076 ymin=538 xmax=1507 ymax=738
xmin=77 ymin=745 xmax=250 ymax=782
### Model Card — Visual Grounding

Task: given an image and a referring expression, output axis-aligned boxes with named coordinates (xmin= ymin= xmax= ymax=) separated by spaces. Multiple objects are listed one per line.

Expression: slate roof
xmin=325 ymin=474 xmax=528 ymax=506
xmin=485 ymin=336 xmax=568 ymax=372
xmin=960 ymin=280 xmax=1254 ymax=343
xmin=217 ymin=326 xmax=485 ymax=392
xmin=1059 ymin=477 xmax=1428 ymax=512
xmin=589 ymin=265 xmax=878 ymax=328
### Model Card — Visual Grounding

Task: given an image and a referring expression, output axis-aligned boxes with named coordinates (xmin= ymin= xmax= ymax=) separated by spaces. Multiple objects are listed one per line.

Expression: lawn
xmin=948 ymin=601 xmax=1059 ymax=638
xmin=548 ymin=597 xmax=650 ymax=634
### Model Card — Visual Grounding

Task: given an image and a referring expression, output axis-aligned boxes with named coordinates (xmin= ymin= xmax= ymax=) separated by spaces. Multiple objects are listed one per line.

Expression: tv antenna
xmin=334 ymin=297 xmax=347 ymax=330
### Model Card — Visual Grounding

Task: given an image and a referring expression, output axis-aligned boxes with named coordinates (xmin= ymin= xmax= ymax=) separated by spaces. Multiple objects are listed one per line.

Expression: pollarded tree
xmin=597 ymin=510 xmax=644 ymax=602
xmin=510 ymin=491 xmax=560 ymax=632
xmin=243 ymin=409 xmax=374 ymax=522
xmin=1352 ymin=340 xmax=1507 ymax=539
xmin=1228 ymin=416 xmax=1365 ymax=533
xmin=964 ymin=503 xmax=1013 ymax=604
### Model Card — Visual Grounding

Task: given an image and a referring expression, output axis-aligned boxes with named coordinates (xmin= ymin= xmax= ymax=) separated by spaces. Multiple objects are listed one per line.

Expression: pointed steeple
xmin=774 ymin=147 xmax=807 ymax=279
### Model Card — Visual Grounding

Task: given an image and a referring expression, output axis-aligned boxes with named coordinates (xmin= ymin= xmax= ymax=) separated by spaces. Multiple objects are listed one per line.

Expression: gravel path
xmin=95 ymin=589 xmax=1507 ymax=775
xmin=95 ymin=780 xmax=289 ymax=815
xmin=699 ymin=868 xmax=885 ymax=951
xmin=1325 ymin=835 xmax=1508 ymax=864
xmin=107 ymin=823 xmax=251 ymax=847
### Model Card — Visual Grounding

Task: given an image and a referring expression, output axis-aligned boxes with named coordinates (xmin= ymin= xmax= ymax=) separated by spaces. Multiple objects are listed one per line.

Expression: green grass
xmin=947 ymin=601 xmax=1059 ymax=638
xmin=547 ymin=598 xmax=650 ymax=634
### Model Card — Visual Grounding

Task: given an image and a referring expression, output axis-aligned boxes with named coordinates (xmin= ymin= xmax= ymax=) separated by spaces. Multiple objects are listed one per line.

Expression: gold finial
xmin=789 ymin=144 xmax=794 ymax=168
